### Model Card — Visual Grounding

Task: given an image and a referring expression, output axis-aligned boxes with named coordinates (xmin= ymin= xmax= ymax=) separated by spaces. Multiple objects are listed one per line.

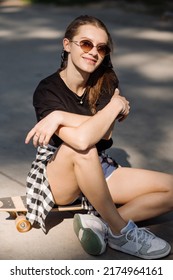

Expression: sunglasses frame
xmin=71 ymin=39 xmax=111 ymax=57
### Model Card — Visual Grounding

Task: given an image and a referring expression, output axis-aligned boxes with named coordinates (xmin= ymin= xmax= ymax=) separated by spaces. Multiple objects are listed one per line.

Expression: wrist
xmin=52 ymin=110 xmax=63 ymax=126
xmin=109 ymin=99 xmax=123 ymax=116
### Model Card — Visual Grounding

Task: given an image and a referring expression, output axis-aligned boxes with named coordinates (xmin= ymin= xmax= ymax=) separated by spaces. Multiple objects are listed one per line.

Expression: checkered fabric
xmin=26 ymin=145 xmax=118 ymax=233
xmin=26 ymin=145 xmax=93 ymax=233
xmin=26 ymin=145 xmax=57 ymax=233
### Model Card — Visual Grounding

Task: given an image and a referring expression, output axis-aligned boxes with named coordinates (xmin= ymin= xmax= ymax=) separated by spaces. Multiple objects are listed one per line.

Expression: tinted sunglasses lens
xmin=79 ymin=40 xmax=110 ymax=56
xmin=80 ymin=40 xmax=93 ymax=52
xmin=98 ymin=45 xmax=110 ymax=56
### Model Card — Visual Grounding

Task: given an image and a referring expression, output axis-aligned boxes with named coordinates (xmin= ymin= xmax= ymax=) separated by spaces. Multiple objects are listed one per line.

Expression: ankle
xmin=109 ymin=221 xmax=127 ymax=236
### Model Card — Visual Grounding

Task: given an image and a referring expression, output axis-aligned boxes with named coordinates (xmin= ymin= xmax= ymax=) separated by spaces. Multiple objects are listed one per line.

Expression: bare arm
xmin=25 ymin=111 xmax=91 ymax=146
xmin=57 ymin=95 xmax=128 ymax=150
xmin=25 ymin=89 xmax=130 ymax=149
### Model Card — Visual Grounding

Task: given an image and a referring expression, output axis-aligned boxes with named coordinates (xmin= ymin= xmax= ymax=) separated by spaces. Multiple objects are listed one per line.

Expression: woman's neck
xmin=60 ymin=68 xmax=89 ymax=96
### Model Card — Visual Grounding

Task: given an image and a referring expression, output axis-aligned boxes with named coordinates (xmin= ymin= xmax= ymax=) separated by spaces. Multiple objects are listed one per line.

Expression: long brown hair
xmin=60 ymin=15 xmax=118 ymax=114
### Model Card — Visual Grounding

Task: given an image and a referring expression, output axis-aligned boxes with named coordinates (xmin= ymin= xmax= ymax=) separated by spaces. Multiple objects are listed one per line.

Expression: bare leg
xmin=47 ymin=143 xmax=126 ymax=234
xmin=107 ymin=167 xmax=173 ymax=222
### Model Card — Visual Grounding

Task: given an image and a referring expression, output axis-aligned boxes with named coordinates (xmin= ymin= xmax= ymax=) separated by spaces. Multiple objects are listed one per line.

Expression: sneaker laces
xmin=125 ymin=226 xmax=155 ymax=251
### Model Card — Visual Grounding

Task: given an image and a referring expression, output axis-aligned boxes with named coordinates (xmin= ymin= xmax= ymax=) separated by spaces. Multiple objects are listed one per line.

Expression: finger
xmin=114 ymin=88 xmax=120 ymax=95
xmin=25 ymin=128 xmax=36 ymax=144
xmin=118 ymin=115 xmax=127 ymax=122
xmin=117 ymin=105 xmax=130 ymax=122
xmin=38 ymin=134 xmax=45 ymax=146
xmin=118 ymin=112 xmax=129 ymax=121
xmin=43 ymin=134 xmax=51 ymax=146
xmin=33 ymin=133 xmax=40 ymax=147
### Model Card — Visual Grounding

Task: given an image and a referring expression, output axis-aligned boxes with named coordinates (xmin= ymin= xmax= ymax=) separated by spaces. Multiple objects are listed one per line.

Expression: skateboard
xmin=0 ymin=195 xmax=84 ymax=233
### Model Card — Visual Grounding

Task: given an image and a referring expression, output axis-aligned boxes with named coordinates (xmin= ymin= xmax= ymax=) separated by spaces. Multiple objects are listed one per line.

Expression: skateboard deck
xmin=0 ymin=195 xmax=84 ymax=233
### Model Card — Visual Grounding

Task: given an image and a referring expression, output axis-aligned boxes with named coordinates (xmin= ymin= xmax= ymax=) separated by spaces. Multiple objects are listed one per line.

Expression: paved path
xmin=0 ymin=0 xmax=173 ymax=260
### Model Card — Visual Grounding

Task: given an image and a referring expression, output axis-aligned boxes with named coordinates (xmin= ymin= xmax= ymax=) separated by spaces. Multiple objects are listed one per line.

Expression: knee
xmin=165 ymin=176 xmax=173 ymax=209
xmin=73 ymin=145 xmax=99 ymax=163
xmin=60 ymin=143 xmax=99 ymax=163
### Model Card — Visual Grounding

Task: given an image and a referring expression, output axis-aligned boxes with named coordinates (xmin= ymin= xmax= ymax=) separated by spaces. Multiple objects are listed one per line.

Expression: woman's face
xmin=63 ymin=24 xmax=109 ymax=74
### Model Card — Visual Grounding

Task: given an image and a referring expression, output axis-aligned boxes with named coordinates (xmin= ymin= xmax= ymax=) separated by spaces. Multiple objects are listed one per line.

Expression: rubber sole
xmin=73 ymin=214 xmax=106 ymax=255
xmin=108 ymin=241 xmax=171 ymax=260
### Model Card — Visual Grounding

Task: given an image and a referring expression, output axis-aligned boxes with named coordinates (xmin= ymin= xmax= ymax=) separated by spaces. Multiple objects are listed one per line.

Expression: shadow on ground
xmin=0 ymin=1 xmax=173 ymax=260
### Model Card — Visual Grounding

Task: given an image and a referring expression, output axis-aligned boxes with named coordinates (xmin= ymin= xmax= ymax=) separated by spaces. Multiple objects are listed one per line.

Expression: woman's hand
xmin=25 ymin=111 xmax=62 ymax=147
xmin=111 ymin=88 xmax=130 ymax=122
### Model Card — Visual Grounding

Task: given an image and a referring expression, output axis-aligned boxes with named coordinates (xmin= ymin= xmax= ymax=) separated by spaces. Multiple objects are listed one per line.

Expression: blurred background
xmin=22 ymin=0 xmax=173 ymax=15
xmin=0 ymin=0 xmax=173 ymax=186
xmin=0 ymin=0 xmax=173 ymax=260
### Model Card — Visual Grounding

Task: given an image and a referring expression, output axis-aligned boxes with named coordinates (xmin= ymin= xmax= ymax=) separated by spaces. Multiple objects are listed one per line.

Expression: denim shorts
xmin=99 ymin=151 xmax=119 ymax=180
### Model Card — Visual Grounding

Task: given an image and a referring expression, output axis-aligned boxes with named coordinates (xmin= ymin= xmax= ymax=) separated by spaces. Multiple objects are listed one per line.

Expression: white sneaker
xmin=108 ymin=220 xmax=171 ymax=259
xmin=73 ymin=213 xmax=108 ymax=255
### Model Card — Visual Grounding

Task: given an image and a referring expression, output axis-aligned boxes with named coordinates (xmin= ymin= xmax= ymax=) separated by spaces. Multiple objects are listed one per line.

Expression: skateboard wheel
xmin=15 ymin=215 xmax=31 ymax=233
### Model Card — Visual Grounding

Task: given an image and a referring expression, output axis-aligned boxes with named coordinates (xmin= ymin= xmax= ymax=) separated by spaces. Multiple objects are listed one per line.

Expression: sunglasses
xmin=71 ymin=39 xmax=111 ymax=57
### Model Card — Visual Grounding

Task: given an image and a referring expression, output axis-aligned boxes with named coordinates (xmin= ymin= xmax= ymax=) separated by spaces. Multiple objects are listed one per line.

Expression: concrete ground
xmin=0 ymin=0 xmax=173 ymax=260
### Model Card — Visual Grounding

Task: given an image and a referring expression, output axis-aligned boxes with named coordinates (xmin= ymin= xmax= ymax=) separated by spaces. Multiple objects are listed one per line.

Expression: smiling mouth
xmin=83 ymin=57 xmax=97 ymax=64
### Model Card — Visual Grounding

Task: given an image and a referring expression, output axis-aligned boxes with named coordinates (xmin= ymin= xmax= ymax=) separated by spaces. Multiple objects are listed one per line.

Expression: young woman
xmin=25 ymin=15 xmax=173 ymax=259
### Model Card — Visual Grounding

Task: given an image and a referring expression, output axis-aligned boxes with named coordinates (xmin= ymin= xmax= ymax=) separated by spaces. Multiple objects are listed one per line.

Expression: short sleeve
xmin=33 ymin=78 xmax=66 ymax=121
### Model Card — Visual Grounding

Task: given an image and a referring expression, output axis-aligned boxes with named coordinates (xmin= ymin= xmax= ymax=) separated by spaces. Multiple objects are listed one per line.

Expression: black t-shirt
xmin=33 ymin=71 xmax=117 ymax=152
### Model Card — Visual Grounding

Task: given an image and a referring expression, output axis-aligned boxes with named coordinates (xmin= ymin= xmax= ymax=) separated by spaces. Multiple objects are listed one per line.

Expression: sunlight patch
xmin=25 ymin=29 xmax=63 ymax=39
